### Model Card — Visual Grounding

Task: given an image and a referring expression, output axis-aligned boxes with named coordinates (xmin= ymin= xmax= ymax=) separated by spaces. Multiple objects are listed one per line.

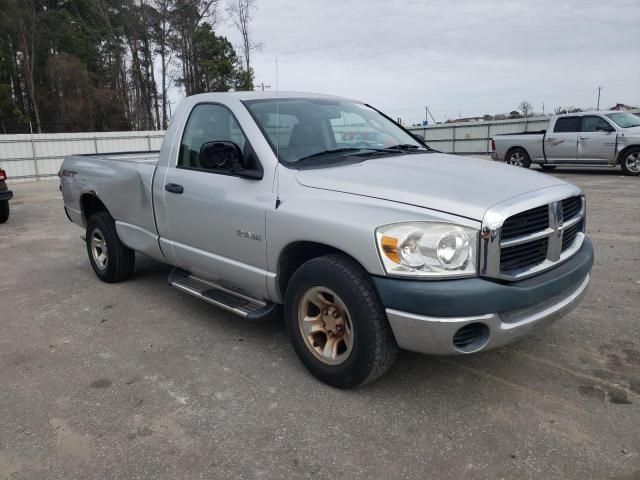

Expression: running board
xmin=168 ymin=268 xmax=277 ymax=321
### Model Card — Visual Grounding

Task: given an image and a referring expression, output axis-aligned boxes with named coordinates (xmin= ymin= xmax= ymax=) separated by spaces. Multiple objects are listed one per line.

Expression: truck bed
xmin=76 ymin=151 xmax=160 ymax=164
xmin=60 ymin=150 xmax=161 ymax=244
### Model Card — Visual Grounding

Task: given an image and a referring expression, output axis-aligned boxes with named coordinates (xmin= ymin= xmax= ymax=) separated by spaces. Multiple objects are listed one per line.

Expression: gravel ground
xmin=0 ymin=166 xmax=639 ymax=480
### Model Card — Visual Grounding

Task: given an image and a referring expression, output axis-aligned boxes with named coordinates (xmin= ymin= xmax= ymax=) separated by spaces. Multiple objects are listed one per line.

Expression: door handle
xmin=165 ymin=183 xmax=184 ymax=194
xmin=579 ymin=136 xmax=588 ymax=140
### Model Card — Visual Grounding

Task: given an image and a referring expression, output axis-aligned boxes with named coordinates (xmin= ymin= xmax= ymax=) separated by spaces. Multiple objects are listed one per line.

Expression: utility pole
xmin=542 ymin=103 xmax=545 ymax=115
xmin=425 ymin=106 xmax=428 ymax=125
xmin=597 ymin=86 xmax=602 ymax=110
xmin=256 ymin=82 xmax=271 ymax=92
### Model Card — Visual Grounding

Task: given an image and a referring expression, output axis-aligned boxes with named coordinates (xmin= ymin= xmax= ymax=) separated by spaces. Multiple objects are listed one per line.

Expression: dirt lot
xmin=1 ymin=167 xmax=639 ymax=480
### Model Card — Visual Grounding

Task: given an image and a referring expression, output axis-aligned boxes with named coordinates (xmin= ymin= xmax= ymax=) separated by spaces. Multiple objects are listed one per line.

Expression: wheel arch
xmin=616 ymin=144 xmax=640 ymax=165
xmin=80 ymin=192 xmax=110 ymax=226
xmin=276 ymin=241 xmax=370 ymax=300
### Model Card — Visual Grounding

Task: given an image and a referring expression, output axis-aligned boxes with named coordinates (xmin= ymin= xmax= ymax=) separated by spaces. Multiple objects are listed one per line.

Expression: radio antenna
xmin=275 ymin=57 xmax=279 ymax=160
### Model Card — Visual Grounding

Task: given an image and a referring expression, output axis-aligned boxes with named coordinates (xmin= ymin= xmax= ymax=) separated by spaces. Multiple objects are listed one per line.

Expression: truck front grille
xmin=480 ymin=191 xmax=586 ymax=280
xmin=500 ymin=238 xmax=548 ymax=272
xmin=562 ymin=219 xmax=583 ymax=251
xmin=562 ymin=196 xmax=582 ymax=222
xmin=501 ymin=205 xmax=549 ymax=240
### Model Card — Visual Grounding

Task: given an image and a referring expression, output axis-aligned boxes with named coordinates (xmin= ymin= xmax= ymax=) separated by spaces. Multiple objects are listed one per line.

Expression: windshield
xmin=243 ymin=98 xmax=425 ymax=164
xmin=605 ymin=112 xmax=640 ymax=128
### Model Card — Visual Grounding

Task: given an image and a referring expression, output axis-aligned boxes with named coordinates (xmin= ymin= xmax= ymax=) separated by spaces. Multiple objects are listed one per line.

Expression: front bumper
xmin=374 ymin=237 xmax=594 ymax=355
xmin=386 ymin=275 xmax=589 ymax=355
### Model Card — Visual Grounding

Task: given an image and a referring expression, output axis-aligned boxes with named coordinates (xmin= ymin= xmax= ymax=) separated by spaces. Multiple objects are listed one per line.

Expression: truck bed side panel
xmin=60 ymin=153 xmax=166 ymax=262
xmin=494 ymin=134 xmax=546 ymax=163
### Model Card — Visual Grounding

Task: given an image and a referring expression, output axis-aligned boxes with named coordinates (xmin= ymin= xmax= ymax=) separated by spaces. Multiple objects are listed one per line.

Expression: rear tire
xmin=506 ymin=147 xmax=531 ymax=169
xmin=0 ymin=201 xmax=8 ymax=223
xmin=620 ymin=147 xmax=640 ymax=176
xmin=284 ymin=254 xmax=398 ymax=388
xmin=86 ymin=212 xmax=135 ymax=283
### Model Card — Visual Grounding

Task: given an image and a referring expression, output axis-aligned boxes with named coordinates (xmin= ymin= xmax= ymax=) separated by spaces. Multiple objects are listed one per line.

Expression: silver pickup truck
xmin=491 ymin=111 xmax=640 ymax=176
xmin=60 ymin=92 xmax=594 ymax=388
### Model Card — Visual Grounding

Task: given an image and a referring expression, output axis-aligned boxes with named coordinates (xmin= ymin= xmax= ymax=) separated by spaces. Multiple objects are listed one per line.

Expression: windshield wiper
xmin=296 ymin=148 xmax=365 ymax=162
xmin=296 ymin=147 xmax=404 ymax=163
xmin=385 ymin=144 xmax=429 ymax=151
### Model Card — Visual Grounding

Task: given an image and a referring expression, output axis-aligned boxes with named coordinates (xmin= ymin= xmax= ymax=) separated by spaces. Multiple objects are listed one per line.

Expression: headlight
xmin=375 ymin=222 xmax=478 ymax=278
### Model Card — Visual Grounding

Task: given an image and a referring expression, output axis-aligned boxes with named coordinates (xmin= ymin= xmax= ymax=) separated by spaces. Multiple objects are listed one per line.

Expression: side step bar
xmin=168 ymin=268 xmax=278 ymax=321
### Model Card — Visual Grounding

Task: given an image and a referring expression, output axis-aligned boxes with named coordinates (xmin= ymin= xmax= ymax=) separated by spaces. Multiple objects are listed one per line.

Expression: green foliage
xmin=0 ymin=0 xmax=253 ymax=132
xmin=193 ymin=24 xmax=240 ymax=93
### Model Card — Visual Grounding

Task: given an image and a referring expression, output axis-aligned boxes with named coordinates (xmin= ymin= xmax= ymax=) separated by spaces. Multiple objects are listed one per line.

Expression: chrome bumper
xmin=386 ymin=274 xmax=590 ymax=356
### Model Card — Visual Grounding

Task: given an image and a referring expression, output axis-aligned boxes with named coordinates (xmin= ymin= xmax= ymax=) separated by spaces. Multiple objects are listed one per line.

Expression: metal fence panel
xmin=0 ymin=131 xmax=164 ymax=181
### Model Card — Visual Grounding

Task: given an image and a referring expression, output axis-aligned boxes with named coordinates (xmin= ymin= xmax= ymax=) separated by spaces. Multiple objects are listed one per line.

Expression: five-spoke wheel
xmin=298 ymin=286 xmax=354 ymax=366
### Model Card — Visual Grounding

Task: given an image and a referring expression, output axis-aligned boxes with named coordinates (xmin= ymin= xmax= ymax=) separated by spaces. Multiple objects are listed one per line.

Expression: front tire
xmin=284 ymin=254 xmax=398 ymax=388
xmin=621 ymin=147 xmax=640 ymax=176
xmin=0 ymin=201 xmax=8 ymax=223
xmin=506 ymin=147 xmax=531 ymax=168
xmin=85 ymin=212 xmax=135 ymax=283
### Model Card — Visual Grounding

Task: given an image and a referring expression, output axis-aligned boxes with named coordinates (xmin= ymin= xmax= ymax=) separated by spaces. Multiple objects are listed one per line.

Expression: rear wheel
xmin=86 ymin=212 xmax=135 ymax=282
xmin=506 ymin=148 xmax=531 ymax=168
xmin=0 ymin=201 xmax=8 ymax=223
xmin=284 ymin=254 xmax=397 ymax=388
xmin=621 ymin=147 xmax=640 ymax=176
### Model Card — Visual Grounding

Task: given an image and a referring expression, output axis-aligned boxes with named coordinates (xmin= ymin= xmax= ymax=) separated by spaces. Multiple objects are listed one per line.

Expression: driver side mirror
xmin=200 ymin=141 xmax=243 ymax=170
xmin=199 ymin=141 xmax=262 ymax=179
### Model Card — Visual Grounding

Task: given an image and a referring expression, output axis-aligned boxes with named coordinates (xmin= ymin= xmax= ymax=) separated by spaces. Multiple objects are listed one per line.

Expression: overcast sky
xmin=213 ymin=0 xmax=640 ymax=124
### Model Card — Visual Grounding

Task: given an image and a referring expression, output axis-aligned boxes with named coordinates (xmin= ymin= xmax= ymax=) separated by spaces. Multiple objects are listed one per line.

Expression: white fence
xmin=407 ymin=115 xmax=551 ymax=154
xmin=0 ymin=131 xmax=164 ymax=181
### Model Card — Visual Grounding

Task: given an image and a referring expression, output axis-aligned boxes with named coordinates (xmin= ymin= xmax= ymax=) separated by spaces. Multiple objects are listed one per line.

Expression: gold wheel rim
xmin=297 ymin=286 xmax=354 ymax=366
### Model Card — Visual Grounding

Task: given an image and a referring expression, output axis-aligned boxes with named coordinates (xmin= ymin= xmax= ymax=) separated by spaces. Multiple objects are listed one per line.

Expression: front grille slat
xmin=562 ymin=220 xmax=582 ymax=250
xmin=500 ymin=238 xmax=548 ymax=272
xmin=501 ymin=205 xmax=549 ymax=240
xmin=562 ymin=196 xmax=582 ymax=221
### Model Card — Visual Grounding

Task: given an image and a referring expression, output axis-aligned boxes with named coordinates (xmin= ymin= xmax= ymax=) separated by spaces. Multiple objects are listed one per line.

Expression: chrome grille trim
xmin=480 ymin=184 xmax=585 ymax=281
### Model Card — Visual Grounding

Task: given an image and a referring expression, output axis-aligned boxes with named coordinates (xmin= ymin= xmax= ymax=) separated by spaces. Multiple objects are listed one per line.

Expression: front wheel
xmin=284 ymin=254 xmax=398 ymax=388
xmin=506 ymin=148 xmax=531 ymax=168
xmin=0 ymin=201 xmax=8 ymax=223
xmin=86 ymin=212 xmax=135 ymax=283
xmin=621 ymin=147 xmax=640 ymax=176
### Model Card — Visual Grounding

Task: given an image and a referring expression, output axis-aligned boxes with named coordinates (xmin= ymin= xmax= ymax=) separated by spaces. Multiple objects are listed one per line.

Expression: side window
xmin=178 ymin=104 xmax=247 ymax=170
xmin=553 ymin=117 xmax=580 ymax=133
xmin=581 ymin=116 xmax=612 ymax=132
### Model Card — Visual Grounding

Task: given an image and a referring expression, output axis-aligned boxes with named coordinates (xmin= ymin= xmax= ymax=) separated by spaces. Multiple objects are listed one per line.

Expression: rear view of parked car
xmin=0 ymin=168 xmax=13 ymax=223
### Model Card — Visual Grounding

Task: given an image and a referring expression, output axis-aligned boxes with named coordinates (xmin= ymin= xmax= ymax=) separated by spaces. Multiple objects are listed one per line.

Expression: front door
xmin=159 ymin=103 xmax=272 ymax=298
xmin=544 ymin=116 xmax=579 ymax=163
xmin=577 ymin=115 xmax=617 ymax=163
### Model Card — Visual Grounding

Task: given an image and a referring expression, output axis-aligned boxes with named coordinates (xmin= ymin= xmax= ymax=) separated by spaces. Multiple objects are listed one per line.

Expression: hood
xmin=621 ymin=126 xmax=640 ymax=136
xmin=295 ymin=153 xmax=566 ymax=221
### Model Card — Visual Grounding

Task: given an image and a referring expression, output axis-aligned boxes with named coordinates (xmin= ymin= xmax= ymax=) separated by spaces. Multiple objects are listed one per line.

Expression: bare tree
xmin=226 ymin=0 xmax=258 ymax=74
xmin=154 ymin=0 xmax=176 ymax=128
xmin=519 ymin=100 xmax=533 ymax=118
